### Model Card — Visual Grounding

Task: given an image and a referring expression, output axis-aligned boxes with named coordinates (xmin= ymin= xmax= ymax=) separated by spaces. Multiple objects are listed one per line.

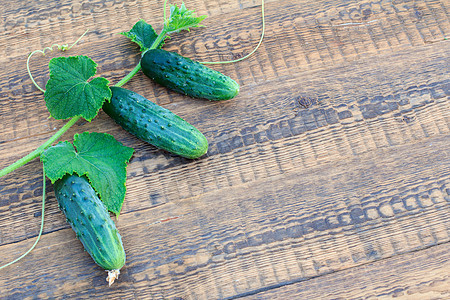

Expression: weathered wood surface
xmin=245 ymin=243 xmax=450 ymax=299
xmin=0 ymin=0 xmax=449 ymax=299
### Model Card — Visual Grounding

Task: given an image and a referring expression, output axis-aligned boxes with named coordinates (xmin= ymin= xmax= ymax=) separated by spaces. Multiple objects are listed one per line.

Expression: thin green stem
xmin=114 ymin=62 xmax=142 ymax=87
xmin=0 ymin=116 xmax=80 ymax=178
xmin=200 ymin=0 xmax=265 ymax=65
xmin=67 ymin=30 xmax=89 ymax=51
xmin=163 ymin=0 xmax=168 ymax=23
xmin=115 ymin=29 xmax=167 ymax=87
xmin=27 ymin=51 xmax=47 ymax=93
xmin=0 ymin=170 xmax=46 ymax=270
xmin=149 ymin=29 xmax=168 ymax=52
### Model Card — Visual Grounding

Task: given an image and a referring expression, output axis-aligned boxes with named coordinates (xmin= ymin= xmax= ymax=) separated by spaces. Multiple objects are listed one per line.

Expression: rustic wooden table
xmin=0 ymin=0 xmax=449 ymax=299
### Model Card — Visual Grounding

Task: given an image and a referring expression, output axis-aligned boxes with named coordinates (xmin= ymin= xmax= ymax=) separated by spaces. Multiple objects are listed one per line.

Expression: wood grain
xmin=243 ymin=243 xmax=450 ymax=299
xmin=0 ymin=0 xmax=449 ymax=298
xmin=0 ymin=133 xmax=448 ymax=298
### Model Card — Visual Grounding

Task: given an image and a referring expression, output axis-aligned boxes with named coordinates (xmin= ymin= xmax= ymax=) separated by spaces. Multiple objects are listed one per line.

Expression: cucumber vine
xmin=0 ymin=0 xmax=209 ymax=273
xmin=0 ymin=0 xmax=266 ymax=279
xmin=1 ymin=0 xmax=266 ymax=178
xmin=0 ymin=1 xmax=207 ymax=178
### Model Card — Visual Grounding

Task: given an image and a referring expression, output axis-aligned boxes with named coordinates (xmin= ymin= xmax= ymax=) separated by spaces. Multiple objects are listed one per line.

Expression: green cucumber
xmin=141 ymin=49 xmax=239 ymax=101
xmin=103 ymin=86 xmax=208 ymax=159
xmin=54 ymin=174 xmax=125 ymax=286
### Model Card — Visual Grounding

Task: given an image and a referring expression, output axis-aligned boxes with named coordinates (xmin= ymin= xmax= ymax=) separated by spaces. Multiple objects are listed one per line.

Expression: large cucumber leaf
xmin=41 ymin=132 xmax=134 ymax=215
xmin=44 ymin=56 xmax=111 ymax=121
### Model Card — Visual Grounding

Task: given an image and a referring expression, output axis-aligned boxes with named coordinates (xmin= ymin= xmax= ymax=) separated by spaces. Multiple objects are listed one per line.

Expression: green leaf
xmin=44 ymin=56 xmax=112 ymax=122
xmin=120 ymin=19 xmax=163 ymax=52
xmin=41 ymin=132 xmax=134 ymax=215
xmin=164 ymin=2 xmax=207 ymax=35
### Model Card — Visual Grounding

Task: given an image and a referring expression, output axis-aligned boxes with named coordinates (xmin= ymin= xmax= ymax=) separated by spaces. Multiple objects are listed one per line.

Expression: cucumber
xmin=141 ymin=49 xmax=239 ymax=101
xmin=103 ymin=87 xmax=208 ymax=159
xmin=54 ymin=174 xmax=125 ymax=286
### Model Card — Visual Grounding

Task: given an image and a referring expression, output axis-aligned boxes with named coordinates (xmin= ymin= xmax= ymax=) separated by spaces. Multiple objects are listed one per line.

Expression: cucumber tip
xmin=106 ymin=269 xmax=121 ymax=286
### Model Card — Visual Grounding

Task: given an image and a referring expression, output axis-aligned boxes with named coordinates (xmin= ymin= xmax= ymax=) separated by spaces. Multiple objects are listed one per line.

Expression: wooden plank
xmin=0 ymin=0 xmax=449 ymax=298
xmin=243 ymin=242 xmax=450 ymax=299
xmin=1 ymin=0 xmax=449 ymax=144
xmin=0 ymin=133 xmax=448 ymax=298
xmin=0 ymin=39 xmax=448 ymax=246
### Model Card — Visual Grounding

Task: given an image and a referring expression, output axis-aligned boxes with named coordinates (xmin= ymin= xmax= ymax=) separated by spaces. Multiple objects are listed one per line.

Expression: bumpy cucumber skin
xmin=103 ymin=87 xmax=208 ymax=159
xmin=141 ymin=49 xmax=240 ymax=101
xmin=54 ymin=174 xmax=125 ymax=271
